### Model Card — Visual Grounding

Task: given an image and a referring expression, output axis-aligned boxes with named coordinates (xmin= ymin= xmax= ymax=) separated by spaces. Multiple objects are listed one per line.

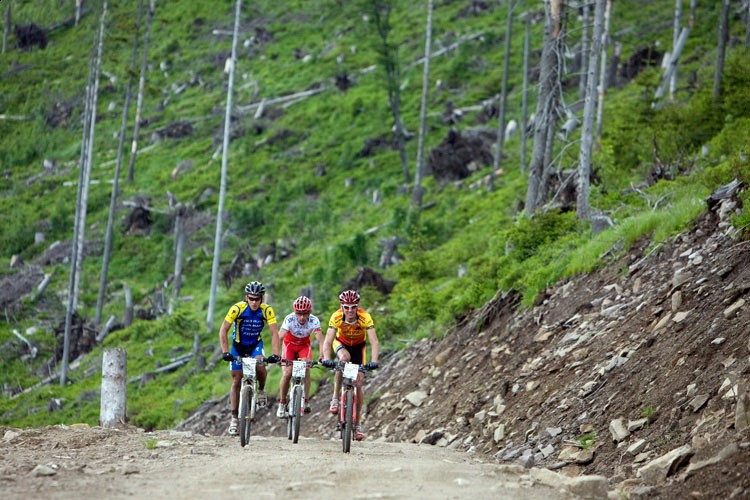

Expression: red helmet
xmin=293 ymin=296 xmax=312 ymax=313
xmin=338 ymin=289 xmax=360 ymax=305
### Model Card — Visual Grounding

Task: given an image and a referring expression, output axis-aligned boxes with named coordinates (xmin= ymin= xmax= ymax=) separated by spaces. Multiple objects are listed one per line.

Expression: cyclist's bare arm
xmin=314 ymin=330 xmax=324 ymax=358
xmin=367 ymin=327 xmax=380 ymax=363
xmin=219 ymin=320 xmax=232 ymax=353
xmin=269 ymin=322 xmax=280 ymax=357
xmin=321 ymin=327 xmax=336 ymax=360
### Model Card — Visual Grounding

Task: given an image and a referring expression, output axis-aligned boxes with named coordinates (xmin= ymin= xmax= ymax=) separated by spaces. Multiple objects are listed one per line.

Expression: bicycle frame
xmin=325 ymin=361 xmax=368 ymax=453
xmin=283 ymin=359 xmax=315 ymax=444
xmin=237 ymin=356 xmax=259 ymax=447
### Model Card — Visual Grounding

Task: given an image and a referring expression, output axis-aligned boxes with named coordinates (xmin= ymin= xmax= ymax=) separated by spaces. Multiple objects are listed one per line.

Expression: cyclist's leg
xmin=251 ymin=342 xmax=268 ymax=406
xmin=349 ymin=343 xmax=366 ymax=424
xmin=298 ymin=343 xmax=313 ymax=412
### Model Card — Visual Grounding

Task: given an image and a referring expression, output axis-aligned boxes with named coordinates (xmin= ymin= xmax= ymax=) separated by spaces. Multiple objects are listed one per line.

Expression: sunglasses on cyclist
xmin=246 ymin=295 xmax=262 ymax=302
xmin=342 ymin=305 xmax=357 ymax=311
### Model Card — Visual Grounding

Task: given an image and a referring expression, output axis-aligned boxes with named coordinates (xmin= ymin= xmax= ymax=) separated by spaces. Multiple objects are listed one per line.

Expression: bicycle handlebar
xmin=319 ymin=360 xmax=378 ymax=371
xmin=279 ymin=359 xmax=320 ymax=367
xmin=226 ymin=355 xmax=277 ymax=364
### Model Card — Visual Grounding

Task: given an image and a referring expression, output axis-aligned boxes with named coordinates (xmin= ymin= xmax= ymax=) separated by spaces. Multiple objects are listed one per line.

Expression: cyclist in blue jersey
xmin=219 ymin=281 xmax=280 ymax=435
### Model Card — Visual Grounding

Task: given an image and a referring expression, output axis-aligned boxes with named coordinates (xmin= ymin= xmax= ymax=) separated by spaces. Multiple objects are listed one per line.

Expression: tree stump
xmin=100 ymin=348 xmax=127 ymax=428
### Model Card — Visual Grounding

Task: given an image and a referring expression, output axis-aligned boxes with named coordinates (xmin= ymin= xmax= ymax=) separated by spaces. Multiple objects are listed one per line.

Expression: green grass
xmin=1 ymin=0 xmax=748 ymax=430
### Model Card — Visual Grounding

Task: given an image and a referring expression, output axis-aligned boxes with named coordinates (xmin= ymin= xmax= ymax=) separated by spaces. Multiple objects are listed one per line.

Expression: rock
xmin=31 ymin=464 xmax=57 ymax=477
xmin=627 ymin=418 xmax=647 ymax=432
xmin=563 ymin=475 xmax=609 ymax=499
xmin=688 ymin=394 xmax=709 ymax=412
xmin=684 ymin=443 xmax=739 ymax=478
xmin=493 ymin=424 xmax=505 ymax=443
xmin=404 ymin=391 xmax=428 ymax=407
xmin=627 ymin=439 xmax=647 ymax=455
xmin=735 ymin=392 xmax=750 ymax=431
xmin=637 ymin=444 xmax=693 ymax=485
xmin=574 ymin=448 xmax=595 ymax=465
xmin=723 ymin=299 xmax=745 ymax=319
xmin=609 ymin=418 xmax=630 ymax=442
xmin=546 ymin=426 xmax=562 ymax=437
xmin=672 ymin=310 xmax=690 ymax=323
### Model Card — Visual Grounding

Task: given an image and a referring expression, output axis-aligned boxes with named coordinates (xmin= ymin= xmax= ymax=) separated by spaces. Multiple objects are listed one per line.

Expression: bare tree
xmin=3 ymin=2 xmax=10 ymax=54
xmin=96 ymin=0 xmax=144 ymax=325
xmin=412 ymin=0 xmax=433 ymax=208
xmin=595 ymin=0 xmax=612 ymax=146
xmin=76 ymin=0 xmax=82 ymax=26
xmin=127 ymin=0 xmax=155 ymax=183
xmin=364 ymin=0 xmax=411 ymax=183
xmin=578 ymin=0 xmax=606 ymax=221
xmin=520 ymin=11 xmax=531 ymax=173
xmin=207 ymin=0 xmax=242 ymax=338
xmin=525 ymin=0 xmax=565 ymax=216
xmin=62 ymin=1 xmax=108 ymax=386
xmin=171 ymin=202 xmax=188 ymax=317
xmin=578 ymin=0 xmax=590 ymax=100
xmin=493 ymin=0 xmax=516 ymax=171
xmin=670 ymin=0 xmax=683 ymax=99
xmin=713 ymin=0 xmax=730 ymax=100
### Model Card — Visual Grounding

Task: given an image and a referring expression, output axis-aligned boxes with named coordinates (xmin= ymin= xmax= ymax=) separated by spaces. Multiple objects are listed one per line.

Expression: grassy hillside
xmin=1 ymin=0 xmax=748 ymax=429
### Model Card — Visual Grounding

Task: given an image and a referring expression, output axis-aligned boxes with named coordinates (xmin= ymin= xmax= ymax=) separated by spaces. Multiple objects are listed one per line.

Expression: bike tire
xmin=342 ymin=389 xmax=353 ymax=453
xmin=239 ymin=385 xmax=252 ymax=447
xmin=291 ymin=386 xmax=302 ymax=444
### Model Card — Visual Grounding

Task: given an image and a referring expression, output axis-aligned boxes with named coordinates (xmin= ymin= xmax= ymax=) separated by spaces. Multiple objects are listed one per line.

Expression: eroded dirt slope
xmin=182 ymin=192 xmax=750 ymax=499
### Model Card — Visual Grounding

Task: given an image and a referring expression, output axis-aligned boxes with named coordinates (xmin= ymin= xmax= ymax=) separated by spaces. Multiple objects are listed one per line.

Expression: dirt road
xmin=1 ymin=424 xmax=604 ymax=499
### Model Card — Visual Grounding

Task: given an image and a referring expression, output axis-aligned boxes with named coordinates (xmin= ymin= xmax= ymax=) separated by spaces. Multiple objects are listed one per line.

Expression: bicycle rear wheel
xmin=239 ymin=385 xmax=253 ymax=447
xmin=342 ymin=389 xmax=353 ymax=453
xmin=291 ymin=386 xmax=303 ymax=444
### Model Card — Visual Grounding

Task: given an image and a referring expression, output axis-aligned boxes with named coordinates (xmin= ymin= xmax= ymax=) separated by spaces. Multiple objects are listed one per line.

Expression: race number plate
xmin=242 ymin=357 xmax=257 ymax=377
xmin=343 ymin=362 xmax=359 ymax=381
xmin=292 ymin=360 xmax=306 ymax=378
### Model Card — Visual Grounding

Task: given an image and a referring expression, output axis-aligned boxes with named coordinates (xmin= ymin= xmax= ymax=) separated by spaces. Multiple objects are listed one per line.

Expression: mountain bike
xmin=322 ymin=361 xmax=377 ymax=453
xmin=232 ymin=355 xmax=270 ymax=447
xmin=281 ymin=359 xmax=318 ymax=444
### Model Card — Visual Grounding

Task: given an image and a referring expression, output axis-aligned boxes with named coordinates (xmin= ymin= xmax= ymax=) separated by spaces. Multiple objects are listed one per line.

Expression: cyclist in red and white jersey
xmin=276 ymin=296 xmax=323 ymax=418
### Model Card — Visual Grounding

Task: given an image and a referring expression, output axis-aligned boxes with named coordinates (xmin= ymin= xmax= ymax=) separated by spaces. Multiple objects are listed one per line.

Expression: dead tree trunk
xmin=713 ymin=0 xmax=730 ymax=100
xmin=494 ymin=0 xmax=515 ymax=171
xmin=412 ymin=0 xmax=433 ymax=208
xmin=170 ymin=202 xmax=187 ymax=316
xmin=127 ymin=0 xmax=155 ymax=183
xmin=520 ymin=11 xmax=531 ymax=173
xmin=100 ymin=348 xmax=127 ymax=427
xmin=207 ymin=0 xmax=242 ymax=336
xmin=63 ymin=1 xmax=108 ymax=386
xmin=578 ymin=0 xmax=589 ymax=100
xmin=96 ymin=0 xmax=144 ymax=325
xmin=526 ymin=0 xmax=564 ymax=216
xmin=670 ymin=0 xmax=683 ymax=99
xmin=654 ymin=27 xmax=689 ymax=103
xmin=366 ymin=0 xmax=410 ymax=183
xmin=3 ymin=2 xmax=10 ymax=54
xmin=578 ymin=0 xmax=606 ymax=221
xmin=595 ymin=0 xmax=611 ymax=147
xmin=123 ymin=283 xmax=134 ymax=327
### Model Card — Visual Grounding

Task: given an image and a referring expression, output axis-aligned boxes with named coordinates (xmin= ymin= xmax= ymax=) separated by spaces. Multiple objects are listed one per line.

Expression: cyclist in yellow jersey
xmin=321 ymin=289 xmax=380 ymax=441
xmin=219 ymin=281 xmax=280 ymax=435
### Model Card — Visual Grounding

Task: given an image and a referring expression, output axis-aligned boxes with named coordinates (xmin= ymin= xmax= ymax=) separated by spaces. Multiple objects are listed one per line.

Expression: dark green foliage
xmin=505 ymin=211 xmax=578 ymax=261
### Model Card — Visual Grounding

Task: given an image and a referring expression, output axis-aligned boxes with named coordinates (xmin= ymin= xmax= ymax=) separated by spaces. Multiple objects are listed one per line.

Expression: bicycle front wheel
xmin=239 ymin=385 xmax=253 ymax=447
xmin=291 ymin=385 xmax=303 ymax=444
xmin=342 ymin=389 xmax=353 ymax=453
